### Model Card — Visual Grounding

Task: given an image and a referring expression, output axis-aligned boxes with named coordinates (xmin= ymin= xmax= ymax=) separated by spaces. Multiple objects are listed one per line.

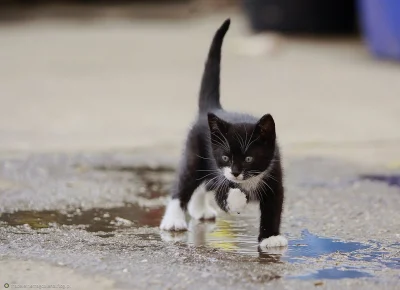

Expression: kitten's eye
xmin=245 ymin=156 xmax=253 ymax=163
xmin=222 ymin=155 xmax=229 ymax=162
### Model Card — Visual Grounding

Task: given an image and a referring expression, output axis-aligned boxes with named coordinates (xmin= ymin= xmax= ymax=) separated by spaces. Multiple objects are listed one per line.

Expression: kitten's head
xmin=208 ymin=113 xmax=276 ymax=183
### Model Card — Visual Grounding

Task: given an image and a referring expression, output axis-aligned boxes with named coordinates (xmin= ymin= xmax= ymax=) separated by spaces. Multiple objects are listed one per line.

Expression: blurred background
xmin=0 ymin=0 xmax=399 ymax=165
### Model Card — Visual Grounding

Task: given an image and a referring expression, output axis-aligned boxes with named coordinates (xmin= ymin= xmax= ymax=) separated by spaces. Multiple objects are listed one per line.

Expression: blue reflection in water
xmin=289 ymin=268 xmax=373 ymax=280
xmin=284 ymin=229 xmax=369 ymax=263
xmin=168 ymin=207 xmax=398 ymax=280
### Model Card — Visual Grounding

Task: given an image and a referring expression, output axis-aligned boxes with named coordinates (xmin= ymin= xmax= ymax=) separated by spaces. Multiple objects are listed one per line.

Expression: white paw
xmin=159 ymin=199 xmax=188 ymax=231
xmin=160 ymin=217 xmax=188 ymax=231
xmin=227 ymin=188 xmax=247 ymax=213
xmin=259 ymin=235 xmax=288 ymax=248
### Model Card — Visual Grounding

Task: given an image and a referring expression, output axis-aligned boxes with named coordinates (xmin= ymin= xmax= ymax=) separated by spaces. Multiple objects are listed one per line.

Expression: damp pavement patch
xmin=1 ymin=153 xmax=400 ymax=289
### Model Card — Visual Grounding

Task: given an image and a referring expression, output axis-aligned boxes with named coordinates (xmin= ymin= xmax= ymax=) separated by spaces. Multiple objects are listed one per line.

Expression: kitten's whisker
xmin=215 ymin=130 xmax=231 ymax=151
xmin=256 ymin=182 xmax=266 ymax=201
xmin=245 ymin=136 xmax=260 ymax=152
xmin=211 ymin=143 xmax=228 ymax=152
xmin=253 ymin=185 xmax=263 ymax=204
xmin=261 ymin=179 xmax=275 ymax=195
xmin=243 ymin=123 xmax=248 ymax=153
xmin=266 ymin=174 xmax=279 ymax=183
xmin=197 ymin=169 xmax=219 ymax=172
xmin=210 ymin=132 xmax=228 ymax=147
xmin=212 ymin=131 xmax=230 ymax=150
xmin=196 ymin=172 xmax=216 ymax=180
xmin=196 ymin=154 xmax=213 ymax=160
xmin=244 ymin=127 xmax=256 ymax=153
xmin=234 ymin=131 xmax=245 ymax=152
xmin=204 ymin=175 xmax=220 ymax=188
xmin=211 ymin=139 xmax=229 ymax=151
xmin=214 ymin=176 xmax=226 ymax=193
xmin=254 ymin=179 xmax=264 ymax=203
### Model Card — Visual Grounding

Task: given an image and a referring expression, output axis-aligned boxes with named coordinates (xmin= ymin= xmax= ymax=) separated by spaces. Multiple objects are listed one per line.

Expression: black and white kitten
xmin=160 ymin=19 xmax=287 ymax=248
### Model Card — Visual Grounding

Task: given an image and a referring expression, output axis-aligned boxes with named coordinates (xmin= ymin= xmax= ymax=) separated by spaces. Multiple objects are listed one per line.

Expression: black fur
xmin=170 ymin=19 xmax=284 ymax=243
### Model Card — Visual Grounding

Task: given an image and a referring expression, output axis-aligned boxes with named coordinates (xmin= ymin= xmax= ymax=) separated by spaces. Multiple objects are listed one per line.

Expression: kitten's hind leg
xmin=160 ymin=135 xmax=202 ymax=231
xmin=160 ymin=198 xmax=188 ymax=231
xmin=160 ymin=174 xmax=200 ymax=231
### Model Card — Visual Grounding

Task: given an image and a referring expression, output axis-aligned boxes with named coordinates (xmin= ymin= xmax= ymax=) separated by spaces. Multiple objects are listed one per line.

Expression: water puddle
xmin=290 ymin=268 xmax=373 ymax=280
xmin=0 ymin=165 xmax=168 ymax=234
xmin=1 ymin=165 xmax=399 ymax=281
xmin=161 ymin=204 xmax=399 ymax=279
xmin=360 ymin=174 xmax=400 ymax=188
xmin=0 ymin=203 xmax=164 ymax=233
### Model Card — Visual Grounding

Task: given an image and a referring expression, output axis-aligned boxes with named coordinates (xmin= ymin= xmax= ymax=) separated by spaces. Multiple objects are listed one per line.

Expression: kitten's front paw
xmin=227 ymin=188 xmax=247 ymax=213
xmin=160 ymin=217 xmax=188 ymax=231
xmin=259 ymin=235 xmax=288 ymax=248
xmin=160 ymin=199 xmax=188 ymax=231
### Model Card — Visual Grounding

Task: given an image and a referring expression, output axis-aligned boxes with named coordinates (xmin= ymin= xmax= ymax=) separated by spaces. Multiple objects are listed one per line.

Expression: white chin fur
xmin=222 ymin=167 xmax=244 ymax=183
xmin=160 ymin=199 xmax=188 ymax=231
xmin=226 ymin=188 xmax=247 ymax=213
xmin=259 ymin=235 xmax=288 ymax=248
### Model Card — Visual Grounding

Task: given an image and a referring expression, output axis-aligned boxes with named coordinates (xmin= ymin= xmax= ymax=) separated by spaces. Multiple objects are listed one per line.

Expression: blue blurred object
xmin=359 ymin=0 xmax=400 ymax=60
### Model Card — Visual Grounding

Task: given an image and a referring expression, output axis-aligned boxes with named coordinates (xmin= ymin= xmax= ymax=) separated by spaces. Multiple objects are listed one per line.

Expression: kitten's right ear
xmin=208 ymin=113 xmax=229 ymax=134
xmin=256 ymin=114 xmax=276 ymax=141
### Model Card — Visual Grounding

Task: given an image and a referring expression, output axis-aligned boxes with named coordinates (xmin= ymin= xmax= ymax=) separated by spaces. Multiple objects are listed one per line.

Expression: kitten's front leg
xmin=226 ymin=188 xmax=248 ymax=213
xmin=258 ymin=188 xmax=288 ymax=248
xmin=213 ymin=185 xmax=248 ymax=214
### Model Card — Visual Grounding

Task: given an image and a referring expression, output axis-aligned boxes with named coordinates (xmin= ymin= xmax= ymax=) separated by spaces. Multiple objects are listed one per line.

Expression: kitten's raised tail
xmin=198 ymin=18 xmax=230 ymax=114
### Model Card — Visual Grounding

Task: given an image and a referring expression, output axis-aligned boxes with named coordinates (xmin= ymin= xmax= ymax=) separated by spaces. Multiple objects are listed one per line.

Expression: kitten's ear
xmin=256 ymin=114 xmax=276 ymax=140
xmin=208 ymin=113 xmax=229 ymax=134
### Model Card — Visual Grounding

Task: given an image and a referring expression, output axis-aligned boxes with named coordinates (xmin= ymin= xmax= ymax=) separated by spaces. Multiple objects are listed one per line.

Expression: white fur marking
xmin=226 ymin=188 xmax=247 ymax=213
xmin=188 ymin=183 xmax=217 ymax=220
xmin=259 ymin=235 xmax=288 ymax=248
xmin=223 ymin=167 xmax=244 ymax=183
xmin=160 ymin=199 xmax=187 ymax=231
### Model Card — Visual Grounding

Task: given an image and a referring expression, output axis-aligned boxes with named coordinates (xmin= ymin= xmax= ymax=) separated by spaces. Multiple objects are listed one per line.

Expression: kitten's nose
xmin=231 ymin=169 xmax=241 ymax=177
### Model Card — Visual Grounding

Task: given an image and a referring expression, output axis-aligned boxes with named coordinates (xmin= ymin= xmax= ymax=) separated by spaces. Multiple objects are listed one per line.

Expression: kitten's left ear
xmin=256 ymin=114 xmax=276 ymax=140
xmin=208 ymin=113 xmax=229 ymax=134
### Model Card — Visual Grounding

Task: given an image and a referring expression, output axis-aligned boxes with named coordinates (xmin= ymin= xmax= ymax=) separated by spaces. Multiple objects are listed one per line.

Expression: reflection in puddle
xmin=286 ymin=229 xmax=369 ymax=262
xmin=162 ymin=203 xmax=399 ymax=279
xmin=0 ymin=204 xmax=164 ymax=232
xmin=0 ymin=165 xmax=169 ymax=232
xmin=290 ymin=268 xmax=373 ymax=280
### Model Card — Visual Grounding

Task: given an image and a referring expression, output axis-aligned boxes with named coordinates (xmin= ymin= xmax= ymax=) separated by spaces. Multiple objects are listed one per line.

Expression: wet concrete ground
xmin=1 ymin=9 xmax=400 ymax=289
xmin=0 ymin=151 xmax=399 ymax=289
